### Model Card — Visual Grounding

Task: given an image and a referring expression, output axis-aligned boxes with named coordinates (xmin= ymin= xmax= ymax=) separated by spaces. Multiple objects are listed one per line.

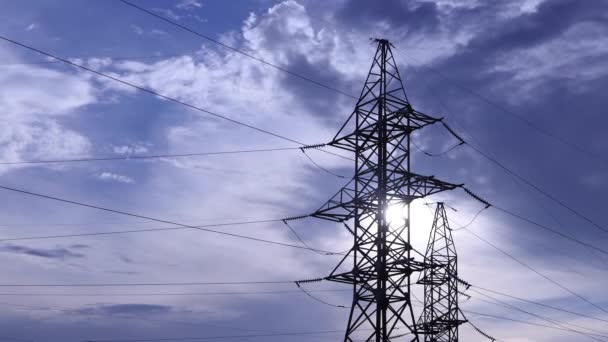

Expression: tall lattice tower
xmin=417 ymin=203 xmax=465 ymax=341
xmin=311 ymin=39 xmax=461 ymax=341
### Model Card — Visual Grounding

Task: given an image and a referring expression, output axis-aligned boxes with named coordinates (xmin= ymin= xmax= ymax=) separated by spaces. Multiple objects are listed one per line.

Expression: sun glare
xmin=385 ymin=200 xmax=435 ymax=251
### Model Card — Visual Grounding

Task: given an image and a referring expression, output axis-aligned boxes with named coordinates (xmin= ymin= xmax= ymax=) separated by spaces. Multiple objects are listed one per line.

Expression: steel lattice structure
xmin=417 ymin=203 xmax=465 ymax=341
xmin=312 ymin=39 xmax=460 ymax=341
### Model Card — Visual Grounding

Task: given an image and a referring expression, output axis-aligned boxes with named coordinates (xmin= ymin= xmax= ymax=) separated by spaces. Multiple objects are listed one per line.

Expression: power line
xmin=0 ymin=289 xmax=350 ymax=297
xmin=430 ymin=220 xmax=608 ymax=328
xmin=400 ymin=53 xmax=608 ymax=237
xmin=472 ymin=286 xmax=608 ymax=325
xmin=399 ymin=52 xmax=607 ymax=167
xmin=281 ymin=220 xmax=347 ymax=256
xmin=411 ymin=139 xmax=464 ymax=157
xmin=457 ymin=308 xmax=500 ymax=342
xmin=300 ymin=148 xmax=346 ymax=179
xmin=462 ymin=309 xmax=608 ymax=337
xmin=0 ymin=222 xmax=328 ymax=254
xmin=119 ymin=0 xmax=357 ymax=100
xmin=295 ymin=283 xmax=349 ymax=309
xmin=0 ymin=53 xmax=190 ymax=67
xmin=0 ymin=147 xmax=300 ymax=165
xmin=449 ymin=206 xmax=488 ymax=232
xmin=492 ymin=205 xmax=608 ymax=256
xmin=463 ymin=227 xmax=608 ymax=316
xmin=0 ymin=184 xmax=350 ymax=254
xmin=417 ymin=293 xmax=585 ymax=341
xmin=82 ymin=330 xmax=347 ymax=342
xmin=470 ymin=289 xmax=608 ymax=340
xmin=0 ymin=34 xmax=350 ymax=162
xmin=413 ymin=90 xmax=608 ymax=260
xmin=418 ymin=77 xmax=608 ymax=257
xmin=0 ymin=281 xmax=294 ymax=287
xmin=466 ymin=142 xmax=608 ymax=234
xmin=439 ymin=197 xmax=608 ymax=331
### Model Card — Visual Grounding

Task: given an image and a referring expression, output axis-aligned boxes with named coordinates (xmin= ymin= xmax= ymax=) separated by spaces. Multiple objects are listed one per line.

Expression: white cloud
xmin=97 ymin=172 xmax=135 ymax=183
xmin=149 ymin=29 xmax=170 ymax=38
xmin=112 ymin=144 xmax=150 ymax=155
xmin=1 ymin=64 xmax=95 ymax=118
xmin=494 ymin=22 xmax=608 ymax=86
xmin=176 ymin=0 xmax=202 ymax=10
xmin=25 ymin=23 xmax=38 ymax=31
xmin=0 ymin=54 xmax=96 ymax=172
xmin=131 ymin=24 xmax=144 ymax=35
xmin=152 ymin=7 xmax=182 ymax=20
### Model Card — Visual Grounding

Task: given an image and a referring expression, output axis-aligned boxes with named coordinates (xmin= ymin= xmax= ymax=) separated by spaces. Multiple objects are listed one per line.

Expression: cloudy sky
xmin=0 ymin=0 xmax=607 ymax=341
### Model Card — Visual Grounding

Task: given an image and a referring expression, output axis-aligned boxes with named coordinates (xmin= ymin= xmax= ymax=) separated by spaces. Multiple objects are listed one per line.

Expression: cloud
xmin=25 ymin=23 xmax=38 ymax=31
xmin=112 ymin=144 xmax=150 ymax=155
xmin=0 ymin=244 xmax=86 ymax=259
xmin=0 ymin=52 xmax=96 ymax=173
xmin=176 ymin=0 xmax=202 ymax=10
xmin=97 ymin=172 xmax=135 ymax=184
xmin=129 ymin=25 xmax=169 ymax=38
xmin=335 ymin=0 xmax=441 ymax=35
xmin=76 ymin=304 xmax=172 ymax=316
xmin=152 ymin=7 xmax=182 ymax=21
xmin=0 ymin=119 xmax=91 ymax=172
xmin=131 ymin=24 xmax=144 ymax=35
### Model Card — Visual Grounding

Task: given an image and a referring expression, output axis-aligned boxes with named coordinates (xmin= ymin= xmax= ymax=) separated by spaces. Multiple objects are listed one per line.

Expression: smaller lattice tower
xmin=417 ymin=203 xmax=466 ymax=341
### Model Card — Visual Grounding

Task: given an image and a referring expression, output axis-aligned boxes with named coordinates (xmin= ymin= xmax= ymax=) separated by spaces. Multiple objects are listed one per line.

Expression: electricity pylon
xmin=311 ymin=39 xmax=461 ymax=341
xmin=417 ymin=203 xmax=465 ymax=341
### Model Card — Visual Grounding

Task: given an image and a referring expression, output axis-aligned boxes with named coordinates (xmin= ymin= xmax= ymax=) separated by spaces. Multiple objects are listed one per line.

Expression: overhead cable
xmin=472 ymin=285 xmax=608 ymax=324
xmin=0 ymin=147 xmax=301 ymax=165
xmin=0 ymin=34 xmax=350 ymax=161
xmin=120 ymin=0 xmax=357 ymax=100
xmin=458 ymin=308 xmax=498 ymax=342
xmin=0 ymin=184 xmax=351 ymax=255
xmin=470 ymin=289 xmax=608 ymax=340
xmin=300 ymin=148 xmax=346 ymax=178
xmin=463 ymin=228 xmax=608 ymax=315
xmin=400 ymin=52 xmax=607 ymax=167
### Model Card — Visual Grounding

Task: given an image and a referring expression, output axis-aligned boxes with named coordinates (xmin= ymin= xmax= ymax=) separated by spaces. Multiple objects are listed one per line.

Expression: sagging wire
xmin=295 ymin=278 xmax=350 ymax=309
xmin=458 ymin=290 xmax=472 ymax=302
xmin=282 ymin=219 xmax=348 ymax=256
xmin=458 ymin=308 xmax=499 ymax=342
xmin=300 ymin=147 xmax=346 ymax=178
xmin=411 ymin=120 xmax=466 ymax=157
xmin=451 ymin=206 xmax=489 ymax=232
xmin=412 ymin=139 xmax=464 ymax=157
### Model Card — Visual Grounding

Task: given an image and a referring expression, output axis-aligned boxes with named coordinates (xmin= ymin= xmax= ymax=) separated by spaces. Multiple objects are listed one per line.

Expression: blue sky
xmin=0 ymin=0 xmax=607 ymax=341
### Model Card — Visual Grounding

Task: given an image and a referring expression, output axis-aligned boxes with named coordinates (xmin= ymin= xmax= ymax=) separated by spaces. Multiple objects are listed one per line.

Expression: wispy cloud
xmin=0 ymin=244 xmax=86 ymax=259
xmin=176 ymin=0 xmax=202 ymax=10
xmin=97 ymin=172 xmax=135 ymax=184
xmin=76 ymin=304 xmax=172 ymax=316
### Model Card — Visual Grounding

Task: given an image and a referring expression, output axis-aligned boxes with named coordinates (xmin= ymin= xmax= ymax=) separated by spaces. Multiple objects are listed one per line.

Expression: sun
xmin=385 ymin=200 xmax=435 ymax=250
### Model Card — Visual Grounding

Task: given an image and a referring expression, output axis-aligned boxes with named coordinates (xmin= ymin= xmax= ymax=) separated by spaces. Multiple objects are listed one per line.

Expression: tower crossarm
xmin=329 ymin=107 xmax=442 ymax=152
xmin=388 ymin=171 xmax=462 ymax=204
xmin=311 ymin=172 xmax=461 ymax=222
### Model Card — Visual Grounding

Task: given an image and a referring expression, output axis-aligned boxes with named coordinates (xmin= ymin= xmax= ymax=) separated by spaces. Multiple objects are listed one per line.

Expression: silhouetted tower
xmin=311 ymin=39 xmax=460 ymax=341
xmin=417 ymin=203 xmax=465 ymax=341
